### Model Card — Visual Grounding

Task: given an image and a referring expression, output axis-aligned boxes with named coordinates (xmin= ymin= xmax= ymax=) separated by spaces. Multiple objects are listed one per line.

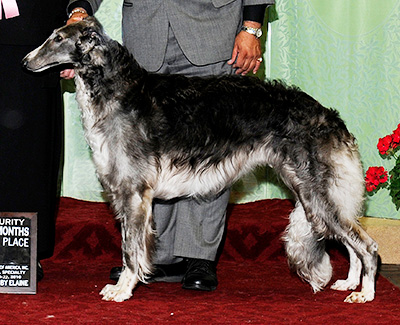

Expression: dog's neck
xmin=74 ymin=39 xmax=147 ymax=118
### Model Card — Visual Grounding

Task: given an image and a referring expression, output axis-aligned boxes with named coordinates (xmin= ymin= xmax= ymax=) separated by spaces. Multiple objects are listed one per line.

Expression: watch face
xmin=242 ymin=26 xmax=262 ymax=38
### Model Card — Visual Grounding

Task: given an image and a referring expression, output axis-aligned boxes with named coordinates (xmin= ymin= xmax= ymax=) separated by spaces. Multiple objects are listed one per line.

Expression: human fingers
xmin=60 ymin=69 xmax=75 ymax=79
xmin=66 ymin=8 xmax=88 ymax=25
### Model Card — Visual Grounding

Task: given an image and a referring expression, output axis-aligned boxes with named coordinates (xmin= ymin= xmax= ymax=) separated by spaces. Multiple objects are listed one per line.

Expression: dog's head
xmin=22 ymin=16 xmax=107 ymax=72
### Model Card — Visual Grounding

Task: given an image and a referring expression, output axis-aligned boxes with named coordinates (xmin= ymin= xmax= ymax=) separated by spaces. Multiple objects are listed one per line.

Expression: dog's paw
xmin=344 ymin=290 xmax=375 ymax=303
xmin=100 ymin=284 xmax=133 ymax=302
xmin=331 ymin=279 xmax=359 ymax=291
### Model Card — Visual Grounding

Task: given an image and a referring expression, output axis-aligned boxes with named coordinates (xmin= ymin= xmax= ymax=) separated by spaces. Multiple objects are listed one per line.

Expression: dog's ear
xmin=82 ymin=27 xmax=104 ymax=45
xmin=76 ymin=27 xmax=103 ymax=54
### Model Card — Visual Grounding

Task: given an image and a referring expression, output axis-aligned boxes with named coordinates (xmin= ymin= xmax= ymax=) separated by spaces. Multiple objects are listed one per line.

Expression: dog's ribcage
xmin=75 ymin=73 xmax=277 ymax=200
xmin=74 ymin=67 xmax=348 ymax=204
xmin=155 ymin=143 xmax=276 ymax=199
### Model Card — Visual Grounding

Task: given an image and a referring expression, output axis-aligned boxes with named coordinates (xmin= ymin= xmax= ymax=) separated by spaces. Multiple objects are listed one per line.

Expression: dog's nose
xmin=21 ymin=57 xmax=28 ymax=69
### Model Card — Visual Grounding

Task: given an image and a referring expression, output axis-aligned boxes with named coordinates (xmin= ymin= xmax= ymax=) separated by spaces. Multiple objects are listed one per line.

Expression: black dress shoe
xmin=110 ymin=260 xmax=187 ymax=283
xmin=181 ymin=258 xmax=218 ymax=291
xmin=110 ymin=266 xmax=122 ymax=282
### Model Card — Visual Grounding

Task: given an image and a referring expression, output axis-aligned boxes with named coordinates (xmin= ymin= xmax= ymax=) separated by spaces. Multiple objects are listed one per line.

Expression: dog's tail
xmin=283 ymin=202 xmax=333 ymax=292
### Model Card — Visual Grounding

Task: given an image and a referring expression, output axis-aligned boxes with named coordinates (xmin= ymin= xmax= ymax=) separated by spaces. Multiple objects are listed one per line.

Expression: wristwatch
xmin=241 ymin=26 xmax=262 ymax=39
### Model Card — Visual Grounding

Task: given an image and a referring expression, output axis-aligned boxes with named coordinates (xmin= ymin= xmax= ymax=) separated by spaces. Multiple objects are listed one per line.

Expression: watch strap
xmin=241 ymin=26 xmax=262 ymax=39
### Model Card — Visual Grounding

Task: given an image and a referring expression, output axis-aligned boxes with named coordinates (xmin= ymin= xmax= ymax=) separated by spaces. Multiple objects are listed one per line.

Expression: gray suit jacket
xmin=68 ymin=0 xmax=274 ymax=71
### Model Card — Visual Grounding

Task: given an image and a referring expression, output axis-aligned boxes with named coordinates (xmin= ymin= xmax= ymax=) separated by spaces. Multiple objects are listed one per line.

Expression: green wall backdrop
xmin=61 ymin=1 xmax=400 ymax=219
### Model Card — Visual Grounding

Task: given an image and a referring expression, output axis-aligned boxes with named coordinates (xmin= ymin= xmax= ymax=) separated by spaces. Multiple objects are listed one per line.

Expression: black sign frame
xmin=0 ymin=212 xmax=37 ymax=294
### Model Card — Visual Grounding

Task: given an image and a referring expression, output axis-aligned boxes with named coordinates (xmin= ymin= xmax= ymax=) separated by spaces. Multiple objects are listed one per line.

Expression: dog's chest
xmin=74 ymin=77 xmax=96 ymax=126
xmin=74 ymin=77 xmax=114 ymax=170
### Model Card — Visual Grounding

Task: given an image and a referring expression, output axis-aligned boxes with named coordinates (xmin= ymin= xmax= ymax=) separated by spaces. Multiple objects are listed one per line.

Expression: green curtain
xmin=61 ymin=0 xmax=400 ymax=219
xmin=267 ymin=0 xmax=400 ymax=219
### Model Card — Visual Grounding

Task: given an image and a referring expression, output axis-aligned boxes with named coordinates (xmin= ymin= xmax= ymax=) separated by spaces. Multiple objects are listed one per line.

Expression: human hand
xmin=60 ymin=8 xmax=89 ymax=79
xmin=60 ymin=69 xmax=75 ymax=79
xmin=67 ymin=8 xmax=88 ymax=25
xmin=228 ymin=22 xmax=263 ymax=75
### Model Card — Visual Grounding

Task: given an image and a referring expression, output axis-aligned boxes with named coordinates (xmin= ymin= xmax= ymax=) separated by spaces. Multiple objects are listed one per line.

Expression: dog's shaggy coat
xmin=23 ymin=17 xmax=378 ymax=303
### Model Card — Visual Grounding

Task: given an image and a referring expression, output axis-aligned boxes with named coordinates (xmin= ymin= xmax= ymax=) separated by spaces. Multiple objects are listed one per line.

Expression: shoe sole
xmin=181 ymin=283 xmax=217 ymax=291
xmin=147 ymin=275 xmax=184 ymax=283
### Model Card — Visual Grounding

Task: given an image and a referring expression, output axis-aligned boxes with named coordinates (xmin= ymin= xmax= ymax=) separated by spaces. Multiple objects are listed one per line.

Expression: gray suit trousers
xmin=152 ymin=26 xmax=233 ymax=264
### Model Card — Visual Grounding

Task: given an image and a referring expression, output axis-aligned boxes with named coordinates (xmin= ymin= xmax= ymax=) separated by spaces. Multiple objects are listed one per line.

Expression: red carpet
xmin=1 ymin=198 xmax=399 ymax=323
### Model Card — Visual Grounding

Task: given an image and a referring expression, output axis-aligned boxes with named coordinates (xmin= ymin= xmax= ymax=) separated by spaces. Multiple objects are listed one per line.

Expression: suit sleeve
xmin=243 ymin=5 xmax=266 ymax=24
xmin=243 ymin=0 xmax=275 ymax=5
xmin=243 ymin=0 xmax=275 ymax=24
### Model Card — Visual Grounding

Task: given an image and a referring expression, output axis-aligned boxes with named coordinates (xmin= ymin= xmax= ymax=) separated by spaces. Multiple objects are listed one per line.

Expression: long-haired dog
xmin=23 ymin=17 xmax=378 ymax=303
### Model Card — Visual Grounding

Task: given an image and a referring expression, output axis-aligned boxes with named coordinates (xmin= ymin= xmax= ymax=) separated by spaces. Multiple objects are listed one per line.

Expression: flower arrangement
xmin=365 ymin=123 xmax=400 ymax=210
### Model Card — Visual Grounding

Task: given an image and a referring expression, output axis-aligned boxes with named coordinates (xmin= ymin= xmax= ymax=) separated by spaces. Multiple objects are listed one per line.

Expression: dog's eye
xmin=54 ymin=35 xmax=63 ymax=43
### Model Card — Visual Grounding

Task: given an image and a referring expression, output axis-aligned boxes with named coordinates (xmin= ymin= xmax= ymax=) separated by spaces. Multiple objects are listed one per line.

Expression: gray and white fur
xmin=22 ymin=17 xmax=378 ymax=303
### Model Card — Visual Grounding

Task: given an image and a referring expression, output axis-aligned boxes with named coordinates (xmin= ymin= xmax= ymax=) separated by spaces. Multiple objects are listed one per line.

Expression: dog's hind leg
xmin=283 ymin=201 xmax=333 ymax=292
xmin=100 ymin=187 xmax=156 ymax=302
xmin=335 ymin=224 xmax=378 ymax=303
xmin=328 ymin=208 xmax=378 ymax=303
xmin=327 ymin=144 xmax=378 ymax=303
xmin=330 ymin=243 xmax=362 ymax=291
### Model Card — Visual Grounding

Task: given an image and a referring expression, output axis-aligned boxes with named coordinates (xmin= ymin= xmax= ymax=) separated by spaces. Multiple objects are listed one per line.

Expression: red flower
xmin=377 ymin=135 xmax=393 ymax=155
xmin=365 ymin=166 xmax=388 ymax=192
xmin=367 ymin=123 xmax=400 ymax=209
xmin=393 ymin=124 xmax=400 ymax=136
xmin=378 ymin=126 xmax=400 ymax=155
xmin=392 ymin=127 xmax=400 ymax=147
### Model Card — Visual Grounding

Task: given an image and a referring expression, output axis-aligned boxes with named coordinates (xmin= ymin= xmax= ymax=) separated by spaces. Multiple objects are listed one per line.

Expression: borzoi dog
xmin=22 ymin=17 xmax=378 ymax=303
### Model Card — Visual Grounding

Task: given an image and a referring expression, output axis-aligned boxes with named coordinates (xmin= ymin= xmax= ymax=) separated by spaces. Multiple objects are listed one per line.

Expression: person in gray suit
xmin=64 ymin=0 xmax=274 ymax=292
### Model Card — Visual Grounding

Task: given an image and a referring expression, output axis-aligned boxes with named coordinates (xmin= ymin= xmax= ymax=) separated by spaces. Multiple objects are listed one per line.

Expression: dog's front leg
xmin=100 ymin=267 xmax=138 ymax=302
xmin=100 ymin=189 xmax=156 ymax=302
